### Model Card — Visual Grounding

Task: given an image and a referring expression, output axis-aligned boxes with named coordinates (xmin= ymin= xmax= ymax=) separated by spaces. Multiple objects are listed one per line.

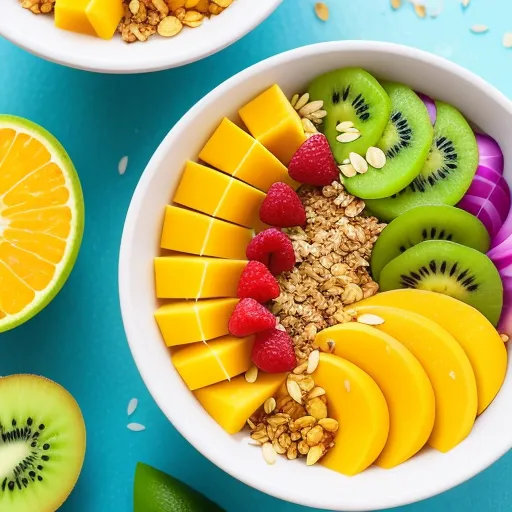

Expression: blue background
xmin=1 ymin=0 xmax=512 ymax=510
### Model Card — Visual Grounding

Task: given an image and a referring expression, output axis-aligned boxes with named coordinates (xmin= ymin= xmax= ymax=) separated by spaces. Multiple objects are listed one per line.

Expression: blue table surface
xmin=2 ymin=0 xmax=512 ymax=510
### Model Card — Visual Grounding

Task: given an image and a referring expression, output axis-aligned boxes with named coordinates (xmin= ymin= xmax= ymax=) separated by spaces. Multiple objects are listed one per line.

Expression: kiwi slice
xmin=366 ymin=101 xmax=479 ymax=221
xmin=0 ymin=375 xmax=86 ymax=512
xmin=344 ymin=83 xmax=434 ymax=199
xmin=379 ymin=240 xmax=503 ymax=325
xmin=307 ymin=67 xmax=391 ymax=162
xmin=371 ymin=205 xmax=490 ymax=280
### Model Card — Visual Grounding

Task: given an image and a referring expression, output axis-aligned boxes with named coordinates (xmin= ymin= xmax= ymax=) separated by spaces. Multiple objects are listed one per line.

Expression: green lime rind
xmin=134 ymin=462 xmax=225 ymax=512
xmin=307 ymin=67 xmax=391 ymax=163
xmin=366 ymin=101 xmax=479 ymax=221
xmin=344 ymin=83 xmax=434 ymax=199
xmin=371 ymin=205 xmax=490 ymax=281
xmin=379 ymin=240 xmax=503 ymax=326
xmin=0 ymin=115 xmax=84 ymax=334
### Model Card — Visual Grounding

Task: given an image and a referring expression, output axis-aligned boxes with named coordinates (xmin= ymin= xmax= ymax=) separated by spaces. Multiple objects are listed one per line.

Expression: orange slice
xmin=0 ymin=115 xmax=84 ymax=332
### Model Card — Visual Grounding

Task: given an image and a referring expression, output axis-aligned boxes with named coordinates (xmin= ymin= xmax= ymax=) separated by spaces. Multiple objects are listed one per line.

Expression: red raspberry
xmin=237 ymin=261 xmax=280 ymax=303
xmin=252 ymin=328 xmax=297 ymax=373
xmin=246 ymin=228 xmax=295 ymax=276
xmin=228 ymin=298 xmax=276 ymax=337
xmin=259 ymin=182 xmax=306 ymax=228
xmin=288 ymin=134 xmax=339 ymax=186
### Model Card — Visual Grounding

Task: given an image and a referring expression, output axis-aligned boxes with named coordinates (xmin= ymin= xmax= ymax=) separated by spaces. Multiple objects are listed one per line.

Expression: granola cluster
xmin=271 ymin=181 xmax=386 ymax=362
xmin=19 ymin=0 xmax=54 ymax=14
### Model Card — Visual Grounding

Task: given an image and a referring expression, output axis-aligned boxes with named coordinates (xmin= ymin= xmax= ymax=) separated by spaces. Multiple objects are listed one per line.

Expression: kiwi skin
xmin=371 ymin=205 xmax=491 ymax=281
xmin=379 ymin=240 xmax=503 ymax=326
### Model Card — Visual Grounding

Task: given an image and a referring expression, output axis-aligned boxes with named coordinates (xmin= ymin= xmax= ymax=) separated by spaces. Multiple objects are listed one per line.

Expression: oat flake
xmin=314 ymin=2 xmax=329 ymax=21
xmin=127 ymin=423 xmax=146 ymax=432
xmin=127 ymin=398 xmax=138 ymax=416
xmin=118 ymin=156 xmax=128 ymax=175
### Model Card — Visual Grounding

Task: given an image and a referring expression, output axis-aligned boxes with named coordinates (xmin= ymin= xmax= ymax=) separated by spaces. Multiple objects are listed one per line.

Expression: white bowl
xmin=0 ymin=0 xmax=281 ymax=73
xmin=119 ymin=41 xmax=512 ymax=510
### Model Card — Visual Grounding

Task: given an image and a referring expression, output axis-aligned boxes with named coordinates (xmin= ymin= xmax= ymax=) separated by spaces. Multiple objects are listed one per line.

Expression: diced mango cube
xmin=155 ymin=298 xmax=238 ymax=346
xmin=173 ymin=162 xmax=266 ymax=228
xmin=155 ymin=256 xmax=247 ymax=299
xmin=199 ymin=118 xmax=299 ymax=192
xmin=160 ymin=206 xmax=252 ymax=260
xmin=172 ymin=335 xmax=254 ymax=390
xmin=239 ymin=85 xmax=306 ymax=165
xmin=194 ymin=372 xmax=287 ymax=434
xmin=55 ymin=0 xmax=123 ymax=40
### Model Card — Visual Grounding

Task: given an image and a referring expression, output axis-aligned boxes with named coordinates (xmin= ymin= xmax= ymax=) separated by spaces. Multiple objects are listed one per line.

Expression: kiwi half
xmin=0 ymin=375 xmax=86 ymax=512
xmin=344 ymin=83 xmax=433 ymax=199
xmin=307 ymin=67 xmax=391 ymax=162
xmin=379 ymin=240 xmax=503 ymax=325
xmin=371 ymin=205 xmax=490 ymax=280
xmin=366 ymin=101 xmax=479 ymax=221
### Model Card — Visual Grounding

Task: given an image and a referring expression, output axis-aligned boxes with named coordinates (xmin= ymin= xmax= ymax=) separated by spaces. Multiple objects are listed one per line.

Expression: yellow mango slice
xmin=194 ymin=372 xmax=287 ymax=434
xmin=172 ymin=335 xmax=254 ymax=390
xmin=239 ymin=86 xmax=306 ymax=165
xmin=55 ymin=0 xmax=123 ymax=39
xmin=86 ymin=0 xmax=124 ymax=40
xmin=160 ymin=206 xmax=252 ymax=260
xmin=357 ymin=289 xmax=507 ymax=415
xmin=155 ymin=256 xmax=246 ymax=299
xmin=316 ymin=322 xmax=435 ymax=469
xmin=199 ymin=118 xmax=299 ymax=192
xmin=354 ymin=305 xmax=477 ymax=453
xmin=313 ymin=353 xmax=389 ymax=476
xmin=155 ymin=298 xmax=238 ymax=347
xmin=173 ymin=161 xmax=266 ymax=228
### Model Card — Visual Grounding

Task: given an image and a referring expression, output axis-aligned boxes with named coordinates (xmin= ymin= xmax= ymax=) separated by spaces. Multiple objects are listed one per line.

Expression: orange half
xmin=0 ymin=115 xmax=84 ymax=332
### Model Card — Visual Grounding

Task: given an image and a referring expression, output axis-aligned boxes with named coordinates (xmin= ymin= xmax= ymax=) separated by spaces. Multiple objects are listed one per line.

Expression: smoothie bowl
xmin=119 ymin=41 xmax=512 ymax=510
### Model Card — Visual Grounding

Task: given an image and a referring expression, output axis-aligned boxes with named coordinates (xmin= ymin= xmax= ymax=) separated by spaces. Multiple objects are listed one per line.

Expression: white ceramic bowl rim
xmin=0 ymin=0 xmax=281 ymax=73
xmin=119 ymin=41 xmax=512 ymax=510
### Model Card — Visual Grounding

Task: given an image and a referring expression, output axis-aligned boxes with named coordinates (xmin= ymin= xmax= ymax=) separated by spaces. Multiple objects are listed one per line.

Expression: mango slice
xmin=357 ymin=289 xmax=507 ymax=415
xmin=173 ymin=162 xmax=266 ymax=228
xmin=172 ymin=335 xmax=254 ymax=390
xmin=355 ymin=305 xmax=477 ymax=453
xmin=239 ymin=85 xmax=306 ymax=165
xmin=316 ymin=322 xmax=435 ymax=469
xmin=55 ymin=0 xmax=96 ymax=37
xmin=313 ymin=353 xmax=389 ymax=476
xmin=155 ymin=256 xmax=246 ymax=299
xmin=199 ymin=118 xmax=299 ymax=192
xmin=155 ymin=298 xmax=238 ymax=347
xmin=194 ymin=372 xmax=287 ymax=434
xmin=160 ymin=206 xmax=252 ymax=260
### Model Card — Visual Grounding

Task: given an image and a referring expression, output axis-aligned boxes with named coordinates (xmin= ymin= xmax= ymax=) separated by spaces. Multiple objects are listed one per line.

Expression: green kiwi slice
xmin=307 ymin=67 xmax=391 ymax=162
xmin=379 ymin=240 xmax=503 ymax=325
xmin=344 ymin=83 xmax=434 ymax=199
xmin=366 ymin=101 xmax=479 ymax=221
xmin=0 ymin=375 xmax=86 ymax=512
xmin=371 ymin=205 xmax=491 ymax=280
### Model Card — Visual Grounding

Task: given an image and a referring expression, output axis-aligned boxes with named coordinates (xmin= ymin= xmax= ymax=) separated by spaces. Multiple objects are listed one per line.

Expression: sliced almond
xmin=413 ymin=3 xmax=426 ymax=18
xmin=306 ymin=444 xmax=324 ymax=465
xmin=366 ymin=147 xmax=387 ymax=169
xmin=299 ymin=100 xmax=324 ymax=116
xmin=245 ymin=365 xmax=258 ymax=383
xmin=357 ymin=313 xmax=385 ymax=326
xmin=503 ymin=33 xmax=512 ymax=48
xmin=314 ymin=2 xmax=329 ymax=21
xmin=308 ymin=386 xmax=326 ymax=399
xmin=301 ymin=118 xmax=318 ymax=134
xmin=336 ymin=132 xmax=361 ymax=143
xmin=262 ymin=442 xmax=277 ymax=465
xmin=471 ymin=25 xmax=489 ymax=34
xmin=308 ymin=110 xmax=328 ymax=120
xmin=349 ymin=152 xmax=368 ymax=174
xmin=290 ymin=93 xmax=300 ymax=108
xmin=306 ymin=350 xmax=320 ymax=374
xmin=336 ymin=121 xmax=355 ymax=132
xmin=294 ymin=93 xmax=310 ymax=111
xmin=247 ymin=418 xmax=257 ymax=430
xmin=264 ymin=397 xmax=276 ymax=415
xmin=342 ymin=158 xmax=350 ymax=164
xmin=293 ymin=362 xmax=308 ymax=374
xmin=287 ymin=378 xmax=303 ymax=404
xmin=339 ymin=164 xmax=357 ymax=178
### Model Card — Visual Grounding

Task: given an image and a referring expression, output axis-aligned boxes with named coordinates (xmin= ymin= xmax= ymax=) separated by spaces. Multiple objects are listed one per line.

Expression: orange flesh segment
xmin=0 ymin=128 xmax=71 ymax=316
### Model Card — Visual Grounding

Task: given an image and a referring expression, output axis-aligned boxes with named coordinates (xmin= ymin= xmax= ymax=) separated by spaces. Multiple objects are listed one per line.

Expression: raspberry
xmin=228 ymin=298 xmax=276 ymax=337
xmin=259 ymin=182 xmax=306 ymax=228
xmin=252 ymin=328 xmax=297 ymax=373
xmin=288 ymin=134 xmax=339 ymax=186
xmin=237 ymin=261 xmax=280 ymax=303
xmin=246 ymin=228 xmax=295 ymax=276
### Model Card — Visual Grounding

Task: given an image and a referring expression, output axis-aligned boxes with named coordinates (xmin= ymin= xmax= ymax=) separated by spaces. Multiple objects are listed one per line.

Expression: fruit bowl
xmin=0 ymin=0 xmax=281 ymax=74
xmin=119 ymin=41 xmax=512 ymax=510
